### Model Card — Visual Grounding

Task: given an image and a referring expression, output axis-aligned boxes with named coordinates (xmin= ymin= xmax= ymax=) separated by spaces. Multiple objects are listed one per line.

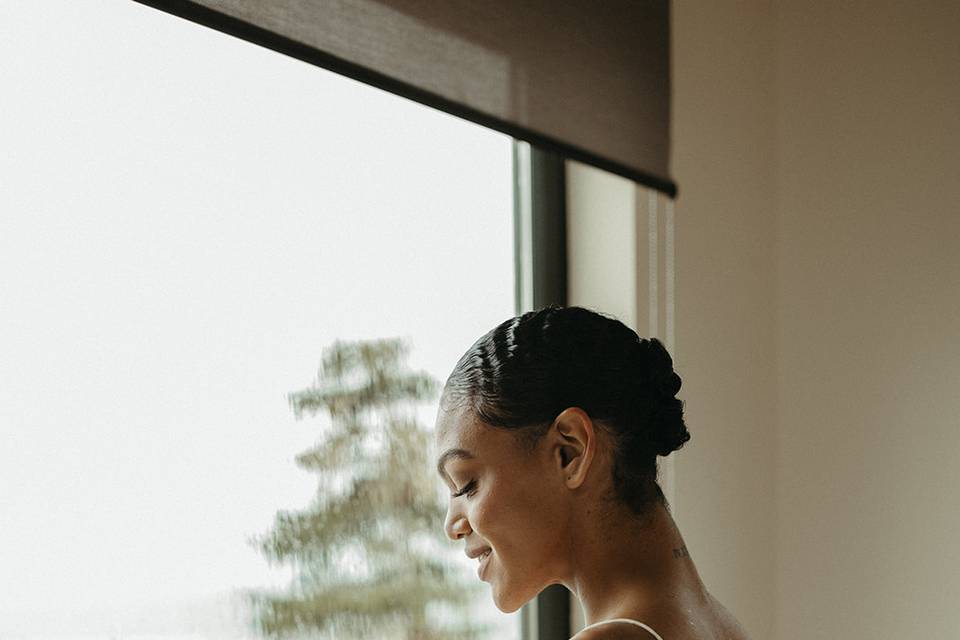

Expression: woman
xmin=434 ymin=306 xmax=751 ymax=640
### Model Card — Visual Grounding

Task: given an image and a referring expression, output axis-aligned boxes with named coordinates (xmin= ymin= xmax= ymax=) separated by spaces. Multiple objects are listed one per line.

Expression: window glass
xmin=0 ymin=2 xmax=519 ymax=638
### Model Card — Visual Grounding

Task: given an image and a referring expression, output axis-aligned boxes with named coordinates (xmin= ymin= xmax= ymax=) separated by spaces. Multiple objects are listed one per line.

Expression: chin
xmin=492 ymin=592 xmax=526 ymax=614
xmin=490 ymin=576 xmax=541 ymax=614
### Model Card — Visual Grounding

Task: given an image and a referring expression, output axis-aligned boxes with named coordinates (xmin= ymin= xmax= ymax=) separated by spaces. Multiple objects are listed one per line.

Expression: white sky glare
xmin=0 ymin=1 xmax=516 ymax=636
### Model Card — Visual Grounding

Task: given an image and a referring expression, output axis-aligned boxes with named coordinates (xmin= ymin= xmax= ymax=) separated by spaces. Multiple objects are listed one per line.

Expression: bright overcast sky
xmin=0 ymin=1 xmax=516 ymax=637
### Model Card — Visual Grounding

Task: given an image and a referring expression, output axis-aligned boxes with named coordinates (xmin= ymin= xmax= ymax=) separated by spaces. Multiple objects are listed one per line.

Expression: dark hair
xmin=440 ymin=305 xmax=689 ymax=517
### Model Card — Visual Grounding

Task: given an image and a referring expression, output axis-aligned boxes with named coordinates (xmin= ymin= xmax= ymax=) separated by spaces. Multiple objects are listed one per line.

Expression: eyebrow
xmin=436 ymin=447 xmax=476 ymax=478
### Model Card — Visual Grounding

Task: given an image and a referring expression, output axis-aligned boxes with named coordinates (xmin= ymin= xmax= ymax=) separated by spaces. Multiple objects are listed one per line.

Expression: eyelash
xmin=452 ymin=479 xmax=477 ymax=498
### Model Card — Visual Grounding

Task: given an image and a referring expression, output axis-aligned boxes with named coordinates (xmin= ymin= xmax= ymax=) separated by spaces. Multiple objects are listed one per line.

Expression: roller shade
xmin=135 ymin=0 xmax=675 ymax=196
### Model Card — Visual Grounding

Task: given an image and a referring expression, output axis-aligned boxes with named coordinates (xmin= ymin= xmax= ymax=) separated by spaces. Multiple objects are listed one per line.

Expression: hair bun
xmin=659 ymin=371 xmax=682 ymax=397
xmin=649 ymin=370 xmax=688 ymax=457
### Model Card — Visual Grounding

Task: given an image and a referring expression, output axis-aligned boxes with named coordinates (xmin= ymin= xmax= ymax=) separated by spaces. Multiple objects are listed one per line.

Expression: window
xmin=0 ymin=3 xmax=521 ymax=638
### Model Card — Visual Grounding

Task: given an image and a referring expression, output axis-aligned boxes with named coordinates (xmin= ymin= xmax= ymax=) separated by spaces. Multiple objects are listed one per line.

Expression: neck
xmin=561 ymin=499 xmax=708 ymax=627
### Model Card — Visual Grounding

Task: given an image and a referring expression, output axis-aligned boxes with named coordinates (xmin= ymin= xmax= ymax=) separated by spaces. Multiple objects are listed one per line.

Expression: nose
xmin=444 ymin=502 xmax=471 ymax=540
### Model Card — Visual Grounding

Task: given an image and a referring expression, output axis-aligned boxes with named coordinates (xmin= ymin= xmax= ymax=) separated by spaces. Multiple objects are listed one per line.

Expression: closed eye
xmin=451 ymin=479 xmax=477 ymax=498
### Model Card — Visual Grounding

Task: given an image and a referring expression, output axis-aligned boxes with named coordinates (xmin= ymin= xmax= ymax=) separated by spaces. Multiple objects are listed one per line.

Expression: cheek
xmin=478 ymin=479 xmax=566 ymax=612
xmin=475 ymin=476 xmax=562 ymax=549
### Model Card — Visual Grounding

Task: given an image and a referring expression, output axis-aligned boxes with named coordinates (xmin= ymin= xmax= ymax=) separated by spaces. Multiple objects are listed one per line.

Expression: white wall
xmin=773 ymin=3 xmax=960 ymax=638
xmin=671 ymin=1 xmax=960 ymax=638
xmin=671 ymin=2 xmax=779 ymax=638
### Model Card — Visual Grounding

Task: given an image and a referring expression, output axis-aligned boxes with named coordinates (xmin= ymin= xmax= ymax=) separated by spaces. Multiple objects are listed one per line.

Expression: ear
xmin=550 ymin=407 xmax=595 ymax=489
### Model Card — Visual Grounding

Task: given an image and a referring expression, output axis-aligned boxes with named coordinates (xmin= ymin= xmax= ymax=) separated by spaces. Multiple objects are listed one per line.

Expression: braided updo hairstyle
xmin=440 ymin=305 xmax=690 ymax=518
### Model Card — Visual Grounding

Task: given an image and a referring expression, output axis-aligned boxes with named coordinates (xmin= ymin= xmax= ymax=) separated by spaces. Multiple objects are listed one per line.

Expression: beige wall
xmin=672 ymin=1 xmax=960 ymax=638
xmin=773 ymin=2 xmax=960 ymax=638
xmin=671 ymin=1 xmax=779 ymax=638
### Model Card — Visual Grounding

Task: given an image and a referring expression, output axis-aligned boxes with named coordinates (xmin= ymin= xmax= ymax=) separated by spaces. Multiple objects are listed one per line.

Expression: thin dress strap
xmin=576 ymin=618 xmax=665 ymax=640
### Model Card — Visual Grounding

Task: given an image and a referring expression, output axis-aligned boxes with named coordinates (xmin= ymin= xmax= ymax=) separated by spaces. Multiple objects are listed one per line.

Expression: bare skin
xmin=434 ymin=402 xmax=751 ymax=640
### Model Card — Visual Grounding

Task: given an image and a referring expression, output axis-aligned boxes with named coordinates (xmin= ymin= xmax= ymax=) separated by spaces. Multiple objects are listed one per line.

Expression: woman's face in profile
xmin=434 ymin=404 xmax=570 ymax=612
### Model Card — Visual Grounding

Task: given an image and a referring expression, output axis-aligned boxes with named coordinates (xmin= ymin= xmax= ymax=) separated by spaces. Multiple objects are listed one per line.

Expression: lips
xmin=466 ymin=545 xmax=492 ymax=560
xmin=477 ymin=549 xmax=492 ymax=580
